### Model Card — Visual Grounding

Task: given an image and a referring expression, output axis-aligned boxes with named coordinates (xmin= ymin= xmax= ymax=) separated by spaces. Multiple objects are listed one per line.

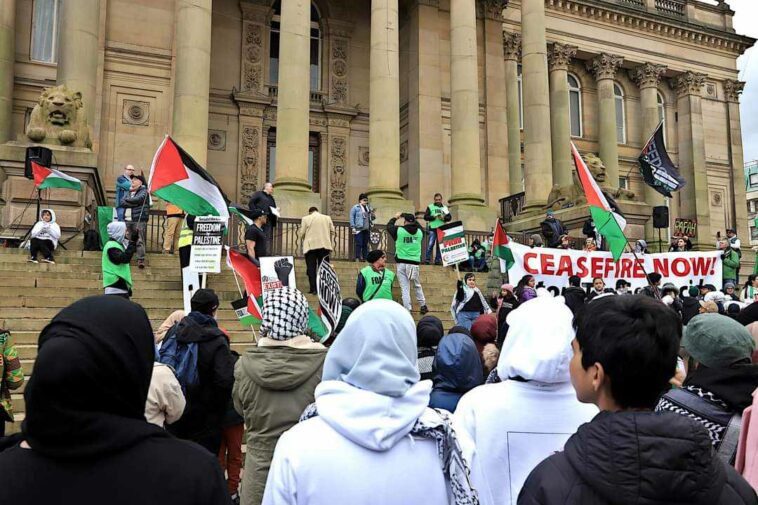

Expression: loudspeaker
xmin=652 ymin=206 xmax=669 ymax=229
xmin=24 ymin=146 xmax=53 ymax=180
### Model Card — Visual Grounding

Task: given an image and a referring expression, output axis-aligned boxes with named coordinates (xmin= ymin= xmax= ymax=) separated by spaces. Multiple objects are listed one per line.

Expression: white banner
xmin=505 ymin=242 xmax=723 ymax=294
xmin=260 ymin=256 xmax=296 ymax=300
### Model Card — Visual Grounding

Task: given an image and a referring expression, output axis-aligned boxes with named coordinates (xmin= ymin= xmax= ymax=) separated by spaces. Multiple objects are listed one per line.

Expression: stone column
xmin=587 ymin=53 xmax=624 ymax=189
xmin=725 ymin=80 xmax=747 ymax=242
xmin=57 ymin=0 xmax=100 ymax=128
xmin=521 ymin=0 xmax=553 ymax=208
xmin=0 ymin=0 xmax=14 ymax=144
xmin=547 ymin=42 xmax=577 ymax=189
xmin=482 ymin=2 xmax=510 ymax=208
xmin=672 ymin=71 xmax=710 ymax=246
xmin=503 ymin=32 xmax=522 ymax=195
xmin=630 ymin=63 xmax=667 ymax=243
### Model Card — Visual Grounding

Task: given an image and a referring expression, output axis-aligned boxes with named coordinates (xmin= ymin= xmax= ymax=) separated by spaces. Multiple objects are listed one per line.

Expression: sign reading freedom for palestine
xmin=189 ymin=216 xmax=225 ymax=273
xmin=436 ymin=221 xmax=469 ymax=267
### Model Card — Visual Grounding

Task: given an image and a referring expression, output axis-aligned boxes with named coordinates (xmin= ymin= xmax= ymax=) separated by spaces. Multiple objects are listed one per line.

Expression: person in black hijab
xmin=0 ymin=295 xmax=231 ymax=505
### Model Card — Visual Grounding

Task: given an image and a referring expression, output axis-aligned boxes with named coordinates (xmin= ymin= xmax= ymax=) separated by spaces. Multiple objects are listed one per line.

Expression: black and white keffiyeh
xmin=260 ymin=286 xmax=309 ymax=340
xmin=299 ymin=404 xmax=479 ymax=505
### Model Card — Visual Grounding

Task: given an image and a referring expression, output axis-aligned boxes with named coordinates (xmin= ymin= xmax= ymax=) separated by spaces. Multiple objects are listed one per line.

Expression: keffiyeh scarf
xmin=259 ymin=287 xmax=309 ymax=340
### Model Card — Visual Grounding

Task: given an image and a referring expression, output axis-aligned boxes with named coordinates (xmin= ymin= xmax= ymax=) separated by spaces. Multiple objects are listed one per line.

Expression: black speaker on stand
xmin=24 ymin=146 xmax=52 ymax=180
xmin=652 ymin=205 xmax=669 ymax=253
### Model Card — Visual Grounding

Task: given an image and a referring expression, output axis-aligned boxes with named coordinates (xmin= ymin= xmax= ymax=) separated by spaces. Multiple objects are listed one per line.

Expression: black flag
xmin=638 ymin=122 xmax=686 ymax=198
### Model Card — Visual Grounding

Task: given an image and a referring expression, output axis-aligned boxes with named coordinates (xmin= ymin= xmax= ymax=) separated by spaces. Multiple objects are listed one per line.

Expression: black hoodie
xmin=518 ymin=410 xmax=757 ymax=505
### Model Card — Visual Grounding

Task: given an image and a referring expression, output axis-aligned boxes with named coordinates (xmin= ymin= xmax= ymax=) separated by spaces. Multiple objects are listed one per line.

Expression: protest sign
xmin=189 ymin=216 xmax=225 ymax=273
xmin=436 ymin=221 xmax=469 ymax=267
xmin=260 ymin=256 xmax=296 ymax=299
xmin=506 ymin=241 xmax=722 ymax=293
xmin=317 ymin=260 xmax=342 ymax=339
xmin=674 ymin=218 xmax=697 ymax=238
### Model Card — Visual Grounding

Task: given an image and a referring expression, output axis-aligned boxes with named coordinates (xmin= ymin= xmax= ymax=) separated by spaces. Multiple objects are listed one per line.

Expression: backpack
xmin=83 ymin=229 xmax=101 ymax=251
xmin=157 ymin=323 xmax=199 ymax=391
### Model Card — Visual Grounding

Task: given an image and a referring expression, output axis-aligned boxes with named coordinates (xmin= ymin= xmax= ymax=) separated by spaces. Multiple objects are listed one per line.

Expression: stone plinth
xmin=450 ymin=203 xmax=498 ymax=235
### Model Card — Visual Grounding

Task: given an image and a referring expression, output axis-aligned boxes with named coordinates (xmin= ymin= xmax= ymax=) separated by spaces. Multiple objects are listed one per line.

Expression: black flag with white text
xmin=638 ymin=122 xmax=685 ymax=198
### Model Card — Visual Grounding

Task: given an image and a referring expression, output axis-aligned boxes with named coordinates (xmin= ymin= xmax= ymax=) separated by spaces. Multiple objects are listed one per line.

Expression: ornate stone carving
xmin=242 ymin=23 xmax=264 ymax=92
xmin=724 ymin=79 xmax=745 ymax=103
xmin=240 ymin=126 xmax=260 ymax=201
xmin=330 ymin=38 xmax=349 ymax=105
xmin=547 ymin=153 xmax=634 ymax=210
xmin=26 ymin=84 xmax=92 ymax=148
xmin=706 ymin=82 xmax=717 ymax=98
xmin=629 ymin=63 xmax=668 ymax=89
xmin=358 ymin=146 xmax=370 ymax=166
xmin=207 ymin=129 xmax=226 ymax=151
xmin=330 ymin=136 xmax=347 ymax=216
xmin=586 ymin=53 xmax=624 ymax=81
xmin=122 ymin=99 xmax=150 ymax=126
xmin=547 ymin=43 xmax=577 ymax=72
xmin=671 ymin=71 xmax=707 ymax=97
xmin=480 ymin=0 xmax=509 ymax=21
xmin=503 ymin=32 xmax=522 ymax=61
xmin=400 ymin=141 xmax=408 ymax=163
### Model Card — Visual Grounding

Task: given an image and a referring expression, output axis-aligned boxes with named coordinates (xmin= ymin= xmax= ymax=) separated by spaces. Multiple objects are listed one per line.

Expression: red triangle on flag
xmin=149 ymin=137 xmax=189 ymax=192
xmin=31 ymin=161 xmax=52 ymax=188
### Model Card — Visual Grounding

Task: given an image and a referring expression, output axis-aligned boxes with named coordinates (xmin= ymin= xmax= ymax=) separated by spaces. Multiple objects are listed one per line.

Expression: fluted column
xmin=0 ymin=0 xmax=14 ymax=143
xmin=672 ymin=71 xmax=709 ymax=246
xmin=547 ymin=43 xmax=577 ymax=188
xmin=521 ymin=0 xmax=552 ymax=208
xmin=587 ymin=53 xmax=623 ymax=189
xmin=448 ymin=0 xmax=483 ymax=206
xmin=630 ymin=63 xmax=667 ymax=243
xmin=504 ymin=32 xmax=522 ymax=195
xmin=725 ymin=80 xmax=747 ymax=242
xmin=57 ymin=0 xmax=101 ymax=128
xmin=273 ymin=0 xmax=312 ymax=191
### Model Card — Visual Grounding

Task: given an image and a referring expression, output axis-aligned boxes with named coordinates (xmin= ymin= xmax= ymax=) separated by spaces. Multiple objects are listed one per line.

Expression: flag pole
xmin=229 ymin=265 xmax=257 ymax=342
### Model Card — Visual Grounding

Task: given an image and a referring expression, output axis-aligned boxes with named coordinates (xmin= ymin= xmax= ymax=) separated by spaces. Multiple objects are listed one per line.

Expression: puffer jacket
xmin=233 ymin=341 xmax=326 ymax=505
xmin=121 ymin=186 xmax=150 ymax=222
xmin=518 ymin=410 xmax=758 ymax=505
xmin=429 ymin=333 xmax=483 ymax=413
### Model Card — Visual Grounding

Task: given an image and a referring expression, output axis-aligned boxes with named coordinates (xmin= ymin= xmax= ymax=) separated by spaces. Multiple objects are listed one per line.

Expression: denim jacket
xmin=349 ymin=204 xmax=371 ymax=231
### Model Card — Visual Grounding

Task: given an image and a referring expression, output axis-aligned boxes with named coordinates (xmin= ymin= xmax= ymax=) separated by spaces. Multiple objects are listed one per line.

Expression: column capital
xmin=586 ymin=53 xmax=624 ymax=81
xmin=547 ymin=42 xmax=577 ymax=72
xmin=670 ymin=71 xmax=707 ymax=98
xmin=239 ymin=1 xmax=272 ymax=24
xmin=478 ymin=0 xmax=509 ymax=21
xmin=503 ymin=32 xmax=522 ymax=61
xmin=724 ymin=79 xmax=745 ymax=103
xmin=629 ymin=63 xmax=668 ymax=89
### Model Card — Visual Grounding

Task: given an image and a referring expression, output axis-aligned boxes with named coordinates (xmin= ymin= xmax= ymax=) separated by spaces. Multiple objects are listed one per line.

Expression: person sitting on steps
xmin=28 ymin=208 xmax=60 ymax=264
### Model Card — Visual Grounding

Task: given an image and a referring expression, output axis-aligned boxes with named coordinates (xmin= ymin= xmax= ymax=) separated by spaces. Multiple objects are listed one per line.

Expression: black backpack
xmin=83 ymin=229 xmax=101 ymax=251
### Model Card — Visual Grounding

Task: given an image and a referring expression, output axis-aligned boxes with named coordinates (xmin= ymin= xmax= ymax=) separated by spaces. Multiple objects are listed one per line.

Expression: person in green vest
xmin=424 ymin=193 xmax=451 ymax=265
xmin=356 ymin=249 xmax=396 ymax=302
xmin=102 ymin=221 xmax=138 ymax=299
xmin=387 ymin=213 xmax=428 ymax=314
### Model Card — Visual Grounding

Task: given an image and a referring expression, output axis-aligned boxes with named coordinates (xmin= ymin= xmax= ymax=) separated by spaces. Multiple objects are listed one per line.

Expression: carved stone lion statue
xmin=25 ymin=85 xmax=92 ymax=149
xmin=546 ymin=152 xmax=635 ymax=210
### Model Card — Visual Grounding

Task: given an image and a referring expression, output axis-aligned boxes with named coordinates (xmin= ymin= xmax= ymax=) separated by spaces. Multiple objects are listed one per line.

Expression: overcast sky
xmin=729 ymin=0 xmax=758 ymax=163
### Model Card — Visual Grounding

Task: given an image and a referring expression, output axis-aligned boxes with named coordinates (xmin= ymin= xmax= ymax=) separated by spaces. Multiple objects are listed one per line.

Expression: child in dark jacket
xmin=518 ymin=295 xmax=757 ymax=505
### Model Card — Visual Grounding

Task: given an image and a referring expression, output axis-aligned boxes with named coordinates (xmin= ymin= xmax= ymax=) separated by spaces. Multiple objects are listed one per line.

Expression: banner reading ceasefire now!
xmin=505 ymin=241 xmax=723 ymax=293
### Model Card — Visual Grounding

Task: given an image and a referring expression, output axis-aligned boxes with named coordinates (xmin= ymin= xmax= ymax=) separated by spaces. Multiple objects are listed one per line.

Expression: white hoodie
xmin=262 ymin=380 xmax=451 ymax=505
xmin=453 ymin=296 xmax=598 ymax=505
xmin=30 ymin=208 xmax=61 ymax=248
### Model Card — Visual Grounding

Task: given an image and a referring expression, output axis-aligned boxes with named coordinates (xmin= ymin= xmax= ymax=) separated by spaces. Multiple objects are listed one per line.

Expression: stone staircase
xmin=0 ymin=247 xmax=461 ymax=435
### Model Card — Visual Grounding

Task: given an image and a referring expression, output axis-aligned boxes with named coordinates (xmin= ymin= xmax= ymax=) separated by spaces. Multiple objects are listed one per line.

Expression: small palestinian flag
xmin=32 ymin=162 xmax=82 ymax=191
xmin=493 ymin=220 xmax=515 ymax=270
xmin=226 ymin=247 xmax=263 ymax=323
xmin=436 ymin=221 xmax=465 ymax=244
xmin=149 ymin=136 xmax=229 ymax=220
xmin=232 ymin=298 xmax=258 ymax=326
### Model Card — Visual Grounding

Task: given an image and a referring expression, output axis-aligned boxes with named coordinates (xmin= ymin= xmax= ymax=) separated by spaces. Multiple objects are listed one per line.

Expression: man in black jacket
xmin=248 ymin=182 xmax=277 ymax=255
xmin=540 ymin=210 xmax=568 ymax=248
xmin=562 ymin=275 xmax=586 ymax=315
xmin=518 ymin=295 xmax=757 ymax=505
xmin=167 ymin=289 xmax=235 ymax=455
xmin=121 ymin=175 xmax=150 ymax=269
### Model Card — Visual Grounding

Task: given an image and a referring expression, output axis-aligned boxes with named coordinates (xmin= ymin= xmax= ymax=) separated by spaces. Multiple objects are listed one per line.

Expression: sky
xmin=728 ymin=0 xmax=758 ymax=163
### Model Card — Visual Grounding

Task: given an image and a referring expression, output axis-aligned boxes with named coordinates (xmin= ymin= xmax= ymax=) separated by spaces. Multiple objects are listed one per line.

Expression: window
xmin=619 ymin=176 xmax=629 ymax=190
xmin=614 ymin=83 xmax=626 ymax=144
xmin=657 ymin=91 xmax=666 ymax=144
xmin=269 ymin=1 xmax=322 ymax=91
xmin=750 ymin=173 xmax=758 ymax=187
xmin=266 ymin=129 xmax=321 ymax=193
xmin=568 ymin=74 xmax=582 ymax=138
xmin=30 ymin=0 xmax=60 ymax=63
xmin=749 ymin=200 xmax=757 ymax=214
xmin=517 ymin=65 xmax=523 ymax=130
xmin=751 ymin=226 xmax=758 ymax=241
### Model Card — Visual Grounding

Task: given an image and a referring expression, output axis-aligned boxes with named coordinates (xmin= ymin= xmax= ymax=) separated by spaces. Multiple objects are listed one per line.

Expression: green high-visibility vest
xmin=396 ymin=227 xmax=422 ymax=262
xmin=102 ymin=240 xmax=133 ymax=289
xmin=427 ymin=204 xmax=449 ymax=229
xmin=360 ymin=266 xmax=395 ymax=302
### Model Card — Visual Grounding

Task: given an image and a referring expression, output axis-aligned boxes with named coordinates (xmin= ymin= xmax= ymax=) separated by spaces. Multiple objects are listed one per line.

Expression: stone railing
xmin=267 ymin=85 xmax=326 ymax=105
xmin=655 ymin=0 xmax=685 ymax=17
xmin=617 ymin=0 xmax=645 ymax=7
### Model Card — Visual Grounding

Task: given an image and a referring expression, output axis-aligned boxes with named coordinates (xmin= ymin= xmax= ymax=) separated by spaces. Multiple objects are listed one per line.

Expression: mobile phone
xmin=716 ymin=231 xmax=721 ymax=239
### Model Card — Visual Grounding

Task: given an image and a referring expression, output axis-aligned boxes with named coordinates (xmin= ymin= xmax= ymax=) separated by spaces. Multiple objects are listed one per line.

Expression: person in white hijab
xmin=29 ymin=208 xmax=61 ymax=264
xmin=262 ymin=299 xmax=478 ymax=505
xmin=454 ymin=296 xmax=598 ymax=505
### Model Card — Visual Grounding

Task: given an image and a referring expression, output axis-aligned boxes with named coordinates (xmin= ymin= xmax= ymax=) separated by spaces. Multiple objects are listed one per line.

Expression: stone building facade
xmin=0 ymin=0 xmax=753 ymax=244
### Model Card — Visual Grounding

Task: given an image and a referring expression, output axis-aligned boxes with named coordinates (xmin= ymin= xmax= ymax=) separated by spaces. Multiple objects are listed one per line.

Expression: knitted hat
xmin=501 ymin=284 xmax=514 ymax=295
xmin=683 ymin=313 xmax=756 ymax=368
xmin=688 ymin=286 xmax=700 ymax=297
xmin=724 ymin=282 xmax=736 ymax=290
xmin=470 ymin=314 xmax=497 ymax=354
xmin=416 ymin=315 xmax=444 ymax=348
xmin=403 ymin=213 xmax=416 ymax=223
xmin=190 ymin=289 xmax=219 ymax=315
xmin=260 ymin=287 xmax=309 ymax=340
xmin=366 ymin=249 xmax=385 ymax=264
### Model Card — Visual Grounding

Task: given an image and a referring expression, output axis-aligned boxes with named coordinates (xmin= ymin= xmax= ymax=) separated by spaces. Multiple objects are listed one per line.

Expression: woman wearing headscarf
xmin=429 ymin=331 xmax=484 ymax=413
xmin=515 ymin=274 xmax=537 ymax=304
xmin=451 ymin=272 xmax=492 ymax=330
xmin=154 ymin=309 xmax=186 ymax=344
xmin=261 ymin=299 xmax=478 ymax=505
xmin=417 ymin=315 xmax=444 ymax=381
xmin=0 ymin=296 xmax=230 ymax=504
xmin=28 ymin=208 xmax=60 ymax=264
xmin=233 ymin=287 xmax=326 ymax=505
xmin=102 ymin=221 xmax=138 ymax=298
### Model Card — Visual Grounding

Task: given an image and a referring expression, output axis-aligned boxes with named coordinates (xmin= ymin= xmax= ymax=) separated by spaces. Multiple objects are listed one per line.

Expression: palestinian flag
xmin=229 ymin=205 xmax=253 ymax=226
xmin=226 ymin=247 xmax=263 ymax=323
xmin=572 ymin=142 xmax=628 ymax=260
xmin=493 ymin=220 xmax=515 ymax=270
xmin=232 ymin=298 xmax=258 ymax=327
xmin=436 ymin=221 xmax=465 ymax=243
xmin=32 ymin=162 xmax=82 ymax=191
xmin=149 ymin=136 xmax=229 ymax=220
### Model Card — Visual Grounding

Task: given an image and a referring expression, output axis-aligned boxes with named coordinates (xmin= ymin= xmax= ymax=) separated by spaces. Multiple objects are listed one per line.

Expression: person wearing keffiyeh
xmin=261 ymin=299 xmax=479 ymax=505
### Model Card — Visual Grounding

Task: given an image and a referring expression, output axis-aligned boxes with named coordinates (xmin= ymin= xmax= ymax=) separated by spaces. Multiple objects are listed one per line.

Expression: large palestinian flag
xmin=572 ymin=142 xmax=628 ymax=261
xmin=149 ymin=136 xmax=229 ymax=220
xmin=493 ymin=220 xmax=515 ymax=270
xmin=32 ymin=162 xmax=82 ymax=191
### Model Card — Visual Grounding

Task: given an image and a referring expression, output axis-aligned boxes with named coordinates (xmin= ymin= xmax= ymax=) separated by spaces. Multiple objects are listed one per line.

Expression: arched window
xmin=614 ymin=83 xmax=626 ymax=144
xmin=269 ymin=1 xmax=322 ymax=91
xmin=568 ymin=73 xmax=582 ymax=138
xmin=657 ymin=91 xmax=666 ymax=144
xmin=517 ymin=65 xmax=523 ymax=130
